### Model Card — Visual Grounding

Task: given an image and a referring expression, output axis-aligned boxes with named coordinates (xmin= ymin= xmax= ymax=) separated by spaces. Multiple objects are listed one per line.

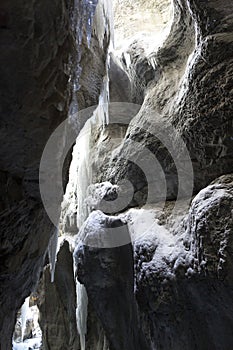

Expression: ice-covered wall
xmin=64 ymin=1 xmax=114 ymax=349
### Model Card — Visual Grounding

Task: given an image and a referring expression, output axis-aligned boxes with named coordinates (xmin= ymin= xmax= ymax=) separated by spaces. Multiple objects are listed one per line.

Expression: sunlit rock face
xmin=103 ymin=0 xmax=233 ymax=206
xmin=113 ymin=0 xmax=172 ymax=51
xmin=111 ymin=0 xmax=173 ymax=103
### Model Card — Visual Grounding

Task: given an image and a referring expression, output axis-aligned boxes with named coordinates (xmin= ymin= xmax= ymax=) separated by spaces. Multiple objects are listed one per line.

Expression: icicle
xmin=48 ymin=228 xmax=58 ymax=283
xmin=93 ymin=0 xmax=114 ymax=48
xmin=97 ymin=74 xmax=110 ymax=127
xmin=76 ymin=281 xmax=88 ymax=350
xmin=148 ymin=55 xmax=157 ymax=70
xmin=20 ymin=297 xmax=30 ymax=341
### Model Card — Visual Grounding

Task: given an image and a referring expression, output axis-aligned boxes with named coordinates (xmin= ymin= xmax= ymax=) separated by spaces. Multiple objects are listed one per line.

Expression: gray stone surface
xmin=101 ymin=0 xmax=233 ymax=206
xmin=134 ymin=174 xmax=233 ymax=349
xmin=74 ymin=214 xmax=150 ymax=350
xmin=37 ymin=241 xmax=79 ymax=350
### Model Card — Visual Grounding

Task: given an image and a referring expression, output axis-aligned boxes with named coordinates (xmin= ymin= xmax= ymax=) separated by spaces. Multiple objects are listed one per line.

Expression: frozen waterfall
xmin=20 ymin=297 xmax=30 ymax=342
xmin=69 ymin=1 xmax=114 ymax=350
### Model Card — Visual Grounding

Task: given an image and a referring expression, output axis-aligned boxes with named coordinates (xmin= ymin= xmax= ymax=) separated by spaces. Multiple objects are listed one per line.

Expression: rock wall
xmin=135 ymin=174 xmax=233 ymax=349
xmin=0 ymin=0 xmax=107 ymax=349
xmin=103 ymin=0 xmax=233 ymax=203
xmin=0 ymin=0 xmax=73 ymax=347
xmin=72 ymin=0 xmax=233 ymax=349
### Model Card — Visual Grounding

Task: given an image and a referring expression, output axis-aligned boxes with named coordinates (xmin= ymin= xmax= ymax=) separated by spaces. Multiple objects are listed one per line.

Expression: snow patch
xmin=13 ymin=304 xmax=42 ymax=350
xmin=86 ymin=181 xmax=118 ymax=210
xmin=127 ymin=207 xmax=194 ymax=279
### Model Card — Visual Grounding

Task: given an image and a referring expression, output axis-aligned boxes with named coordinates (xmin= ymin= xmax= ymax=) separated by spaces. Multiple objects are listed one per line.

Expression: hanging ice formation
xmin=70 ymin=1 xmax=114 ymax=350
xmin=48 ymin=228 xmax=58 ymax=283
xmin=76 ymin=279 xmax=88 ymax=350
xmin=20 ymin=297 xmax=31 ymax=341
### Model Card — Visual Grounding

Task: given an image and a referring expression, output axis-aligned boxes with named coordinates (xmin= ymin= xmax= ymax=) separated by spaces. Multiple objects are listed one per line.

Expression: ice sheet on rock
xmin=97 ymin=74 xmax=110 ymax=126
xmin=148 ymin=55 xmax=157 ymax=70
xmin=69 ymin=0 xmax=101 ymax=116
xmin=76 ymin=119 xmax=93 ymax=228
xmin=64 ymin=72 xmax=111 ymax=233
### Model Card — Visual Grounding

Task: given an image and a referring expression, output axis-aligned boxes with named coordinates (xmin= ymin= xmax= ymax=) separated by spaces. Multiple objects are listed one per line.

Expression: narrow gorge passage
xmin=0 ymin=0 xmax=232 ymax=350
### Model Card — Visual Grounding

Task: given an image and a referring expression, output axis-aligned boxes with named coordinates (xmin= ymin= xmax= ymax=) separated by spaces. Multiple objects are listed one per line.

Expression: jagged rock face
xmin=172 ymin=0 xmax=233 ymax=192
xmin=37 ymin=241 xmax=79 ymax=350
xmin=135 ymin=174 xmax=233 ymax=349
xmin=183 ymin=174 xmax=233 ymax=278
